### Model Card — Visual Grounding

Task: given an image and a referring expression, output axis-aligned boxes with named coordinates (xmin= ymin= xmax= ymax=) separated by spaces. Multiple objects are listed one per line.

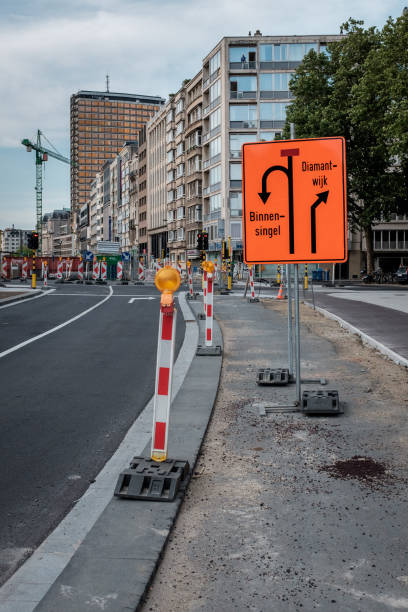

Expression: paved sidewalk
xmin=143 ymin=293 xmax=408 ymax=612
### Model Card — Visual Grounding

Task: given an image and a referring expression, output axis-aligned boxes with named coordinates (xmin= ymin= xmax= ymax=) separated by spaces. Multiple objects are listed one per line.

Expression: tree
xmin=284 ymin=16 xmax=407 ymax=272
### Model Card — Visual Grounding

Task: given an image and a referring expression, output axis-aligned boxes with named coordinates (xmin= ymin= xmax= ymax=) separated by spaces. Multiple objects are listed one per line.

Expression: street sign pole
xmin=294 ymin=263 xmax=301 ymax=405
xmin=286 ymin=263 xmax=294 ymax=377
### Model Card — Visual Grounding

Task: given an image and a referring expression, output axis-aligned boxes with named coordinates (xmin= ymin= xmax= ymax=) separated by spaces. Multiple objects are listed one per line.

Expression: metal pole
xmin=290 ymin=123 xmax=295 ymax=140
xmin=294 ymin=264 xmax=301 ymax=404
xmin=286 ymin=264 xmax=293 ymax=377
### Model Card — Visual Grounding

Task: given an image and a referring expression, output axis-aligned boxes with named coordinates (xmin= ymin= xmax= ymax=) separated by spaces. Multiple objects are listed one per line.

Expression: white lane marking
xmin=0 ymin=289 xmax=54 ymax=310
xmin=128 ymin=296 xmax=156 ymax=303
xmin=0 ymin=292 xmax=198 ymax=610
xmin=0 ymin=286 xmax=113 ymax=360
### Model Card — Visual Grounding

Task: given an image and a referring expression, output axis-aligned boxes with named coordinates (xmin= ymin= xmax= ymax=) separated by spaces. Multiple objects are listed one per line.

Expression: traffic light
xmin=196 ymin=232 xmax=203 ymax=250
xmin=202 ymin=231 xmax=209 ymax=250
xmin=222 ymin=240 xmax=229 ymax=259
xmin=27 ymin=232 xmax=38 ymax=250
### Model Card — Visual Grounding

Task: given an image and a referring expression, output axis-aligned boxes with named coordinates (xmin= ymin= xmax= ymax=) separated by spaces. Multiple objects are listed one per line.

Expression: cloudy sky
xmin=0 ymin=0 xmax=403 ymax=229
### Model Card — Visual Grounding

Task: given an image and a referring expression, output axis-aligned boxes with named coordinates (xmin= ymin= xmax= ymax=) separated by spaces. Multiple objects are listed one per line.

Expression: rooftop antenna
xmin=106 ymin=74 xmax=110 ymax=92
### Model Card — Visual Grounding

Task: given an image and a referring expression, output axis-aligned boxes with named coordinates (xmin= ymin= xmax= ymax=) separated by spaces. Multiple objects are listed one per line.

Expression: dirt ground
xmin=142 ymin=298 xmax=408 ymax=612
xmin=0 ymin=291 xmax=26 ymax=300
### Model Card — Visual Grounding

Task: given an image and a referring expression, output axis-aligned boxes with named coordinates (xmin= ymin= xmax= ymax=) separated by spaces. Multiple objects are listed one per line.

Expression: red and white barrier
xmin=78 ymin=260 xmax=84 ymax=281
xmin=117 ymin=260 xmax=123 ymax=281
xmin=176 ymin=261 xmax=182 ymax=278
xmin=22 ymin=258 xmax=28 ymax=280
xmin=92 ymin=260 xmax=100 ymax=280
xmin=43 ymin=264 xmax=48 ymax=288
xmin=41 ymin=261 xmax=45 ymax=279
xmin=1 ymin=258 xmax=7 ymax=279
xmin=214 ymin=260 xmax=218 ymax=283
xmin=151 ymin=292 xmax=177 ymax=462
xmin=101 ymin=260 xmax=107 ymax=281
xmin=249 ymin=265 xmax=255 ymax=299
xmin=206 ymin=271 xmax=214 ymax=346
xmin=187 ymin=263 xmax=193 ymax=297
xmin=138 ymin=260 xmax=145 ymax=281
xmin=56 ymin=260 xmax=63 ymax=280
xmin=203 ymin=269 xmax=208 ymax=316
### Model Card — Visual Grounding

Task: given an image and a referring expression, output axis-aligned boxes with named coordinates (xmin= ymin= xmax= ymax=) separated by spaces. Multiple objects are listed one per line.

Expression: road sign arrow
xmin=258 ymin=164 xmax=289 ymax=205
xmin=311 ymin=191 xmax=329 ymax=253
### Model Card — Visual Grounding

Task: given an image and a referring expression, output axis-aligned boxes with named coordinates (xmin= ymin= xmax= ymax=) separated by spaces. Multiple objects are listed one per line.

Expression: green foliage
xmin=284 ymin=14 xmax=408 ymax=269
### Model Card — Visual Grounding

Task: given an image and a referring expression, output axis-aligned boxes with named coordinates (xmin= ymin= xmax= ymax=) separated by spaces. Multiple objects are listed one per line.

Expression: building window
xmin=210 ymin=79 xmax=221 ymax=103
xmin=230 ymin=163 xmax=242 ymax=188
xmin=260 ymin=102 xmax=290 ymax=121
xmin=209 ymin=136 xmax=221 ymax=158
xmin=230 ymin=192 xmax=242 ymax=217
xmin=230 ymin=76 xmax=257 ymax=99
xmin=176 ymin=184 xmax=185 ymax=199
xmin=166 ymin=110 xmax=174 ymax=124
xmin=177 ymin=227 xmax=185 ymax=241
xmin=259 ymin=131 xmax=282 ymax=141
xmin=209 ymin=50 xmax=220 ymax=75
xmin=176 ymin=142 xmax=184 ymax=157
xmin=167 ymin=190 xmax=175 ymax=203
xmin=229 ymin=133 xmax=257 ymax=158
xmin=177 ymin=206 xmax=185 ymax=219
xmin=230 ymin=221 xmax=242 ymax=239
xmin=209 ymin=164 xmax=221 ymax=186
xmin=229 ymin=104 xmax=257 ymax=127
xmin=260 ymin=73 xmax=293 ymax=92
xmin=167 ymin=169 xmax=175 ymax=183
xmin=209 ymin=108 xmax=221 ymax=130
xmin=176 ymin=120 xmax=184 ymax=136
xmin=176 ymin=99 xmax=184 ymax=114
xmin=260 ymin=43 xmax=318 ymax=62
xmin=210 ymin=193 xmax=221 ymax=212
xmin=176 ymin=163 xmax=185 ymax=178
xmin=229 ymin=47 xmax=256 ymax=63
xmin=167 ymin=149 xmax=174 ymax=163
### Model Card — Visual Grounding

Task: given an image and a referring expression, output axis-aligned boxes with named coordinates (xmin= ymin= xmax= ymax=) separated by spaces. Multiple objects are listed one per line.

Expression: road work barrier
xmin=117 ymin=260 xmax=123 ymax=281
xmin=1 ymin=258 xmax=7 ymax=280
xmin=43 ymin=262 xmax=48 ymax=288
xmin=101 ymin=260 xmax=107 ymax=281
xmin=197 ymin=261 xmax=222 ymax=356
xmin=78 ymin=259 xmax=84 ymax=281
xmin=276 ymin=284 xmax=285 ymax=300
xmin=22 ymin=258 xmax=28 ymax=281
xmin=56 ymin=260 xmax=63 ymax=280
xmin=138 ymin=260 xmax=145 ymax=281
xmin=92 ymin=260 xmax=100 ymax=280
xmin=248 ymin=264 xmax=259 ymax=303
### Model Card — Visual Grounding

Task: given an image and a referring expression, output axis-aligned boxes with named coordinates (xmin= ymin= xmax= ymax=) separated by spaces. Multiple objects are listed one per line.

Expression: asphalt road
xmin=0 ymin=281 xmax=185 ymax=585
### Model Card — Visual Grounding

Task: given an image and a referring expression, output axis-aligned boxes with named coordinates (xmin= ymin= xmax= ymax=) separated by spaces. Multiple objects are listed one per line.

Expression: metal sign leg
xmin=287 ymin=264 xmax=293 ymax=377
xmin=294 ymin=264 xmax=301 ymax=405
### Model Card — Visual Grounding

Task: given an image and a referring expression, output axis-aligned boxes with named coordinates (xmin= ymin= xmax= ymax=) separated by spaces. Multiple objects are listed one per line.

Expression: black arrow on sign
xmin=311 ymin=191 xmax=329 ymax=253
xmin=258 ymin=157 xmax=295 ymax=254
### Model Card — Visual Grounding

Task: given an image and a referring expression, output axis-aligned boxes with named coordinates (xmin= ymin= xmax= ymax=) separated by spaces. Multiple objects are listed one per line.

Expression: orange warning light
xmin=242 ymin=137 xmax=347 ymax=264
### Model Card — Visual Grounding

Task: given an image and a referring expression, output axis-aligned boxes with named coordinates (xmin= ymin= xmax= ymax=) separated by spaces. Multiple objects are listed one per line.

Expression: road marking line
xmin=0 ymin=289 xmax=54 ymax=310
xmin=128 ymin=297 xmax=156 ymax=303
xmin=0 ymin=286 xmax=113 ymax=360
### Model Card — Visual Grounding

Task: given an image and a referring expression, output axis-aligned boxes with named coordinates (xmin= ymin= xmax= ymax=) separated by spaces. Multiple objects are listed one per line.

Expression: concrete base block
xmin=248 ymin=297 xmax=260 ymax=303
xmin=196 ymin=344 xmax=222 ymax=356
xmin=197 ymin=313 xmax=206 ymax=320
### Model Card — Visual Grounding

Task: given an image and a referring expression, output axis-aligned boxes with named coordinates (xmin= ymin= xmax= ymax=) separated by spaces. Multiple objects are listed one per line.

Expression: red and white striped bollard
xmin=151 ymin=266 xmax=181 ymax=462
xmin=56 ymin=260 xmax=63 ymax=280
xmin=43 ymin=263 xmax=48 ymax=288
xmin=92 ymin=260 xmax=99 ymax=280
xmin=2 ymin=258 xmax=7 ymax=279
xmin=101 ymin=260 xmax=107 ymax=281
xmin=206 ymin=270 xmax=214 ymax=346
xmin=187 ymin=262 xmax=193 ymax=297
xmin=22 ymin=258 xmax=28 ymax=280
xmin=117 ymin=260 xmax=123 ymax=281
xmin=138 ymin=259 xmax=145 ymax=281
xmin=249 ymin=265 xmax=255 ymax=299
xmin=78 ymin=259 xmax=84 ymax=281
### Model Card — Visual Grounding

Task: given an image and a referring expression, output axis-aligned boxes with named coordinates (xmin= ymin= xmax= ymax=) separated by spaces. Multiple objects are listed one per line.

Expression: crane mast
xmin=22 ymin=130 xmax=70 ymax=254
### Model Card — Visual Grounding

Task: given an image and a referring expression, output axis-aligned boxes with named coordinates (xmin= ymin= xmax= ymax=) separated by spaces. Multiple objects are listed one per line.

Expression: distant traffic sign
xmin=242 ymin=137 xmax=347 ymax=264
xmin=122 ymin=251 xmax=131 ymax=261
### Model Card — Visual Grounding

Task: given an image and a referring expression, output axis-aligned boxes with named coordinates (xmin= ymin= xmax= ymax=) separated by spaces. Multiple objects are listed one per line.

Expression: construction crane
xmin=21 ymin=130 xmax=70 ymax=254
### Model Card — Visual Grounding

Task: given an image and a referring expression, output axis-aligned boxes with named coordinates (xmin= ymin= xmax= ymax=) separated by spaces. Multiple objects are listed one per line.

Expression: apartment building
xmin=89 ymin=173 xmax=103 ymax=251
xmin=70 ymin=89 xmax=164 ymax=251
xmin=147 ymin=107 xmax=167 ymax=261
xmin=136 ymin=127 xmax=148 ymax=260
xmin=1 ymin=227 xmax=32 ymax=254
xmin=41 ymin=210 xmax=71 ymax=256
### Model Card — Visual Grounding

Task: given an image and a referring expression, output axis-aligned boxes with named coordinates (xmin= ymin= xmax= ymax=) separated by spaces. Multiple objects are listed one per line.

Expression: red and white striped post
xmin=176 ymin=260 xmax=182 ymax=278
xmin=187 ymin=260 xmax=193 ymax=297
xmin=117 ymin=260 xmax=123 ymax=281
xmin=78 ymin=258 xmax=84 ymax=281
xmin=151 ymin=266 xmax=181 ymax=462
xmin=43 ymin=261 xmax=48 ymax=288
xmin=22 ymin=258 xmax=28 ymax=280
xmin=203 ymin=269 xmax=208 ymax=316
xmin=138 ymin=259 xmax=145 ymax=281
xmin=214 ymin=260 xmax=218 ymax=284
xmin=56 ymin=259 xmax=63 ymax=280
xmin=101 ymin=258 xmax=107 ymax=281
xmin=92 ymin=259 xmax=100 ymax=280
xmin=1 ymin=257 xmax=7 ymax=280
xmin=249 ymin=265 xmax=255 ymax=299
xmin=205 ymin=262 xmax=215 ymax=347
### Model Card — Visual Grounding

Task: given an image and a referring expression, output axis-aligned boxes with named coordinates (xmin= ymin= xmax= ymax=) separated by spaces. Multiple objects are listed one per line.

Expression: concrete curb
xmin=304 ymin=300 xmax=408 ymax=369
xmin=28 ymin=294 xmax=222 ymax=611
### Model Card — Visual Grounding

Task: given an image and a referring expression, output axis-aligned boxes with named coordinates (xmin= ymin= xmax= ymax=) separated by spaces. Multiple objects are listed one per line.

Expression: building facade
xmin=147 ymin=107 xmax=168 ymax=261
xmin=41 ymin=210 xmax=71 ymax=256
xmin=1 ymin=227 xmax=32 ymax=254
xmin=70 ymin=89 xmax=164 ymax=251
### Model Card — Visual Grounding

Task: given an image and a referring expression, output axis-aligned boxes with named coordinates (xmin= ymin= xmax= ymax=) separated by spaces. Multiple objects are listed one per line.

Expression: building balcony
xmin=229 ymin=61 xmax=257 ymax=70
xmin=230 ymin=120 xmax=257 ymax=129
xmin=203 ymin=96 xmax=221 ymax=116
xmin=230 ymin=91 xmax=257 ymax=100
xmin=202 ymin=153 xmax=221 ymax=169
xmin=201 ymin=125 xmax=221 ymax=144
xmin=260 ymin=90 xmax=294 ymax=100
xmin=203 ymin=210 xmax=222 ymax=222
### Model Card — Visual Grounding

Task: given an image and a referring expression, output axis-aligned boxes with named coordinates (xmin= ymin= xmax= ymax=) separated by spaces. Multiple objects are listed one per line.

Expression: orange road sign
xmin=242 ymin=137 xmax=347 ymax=264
